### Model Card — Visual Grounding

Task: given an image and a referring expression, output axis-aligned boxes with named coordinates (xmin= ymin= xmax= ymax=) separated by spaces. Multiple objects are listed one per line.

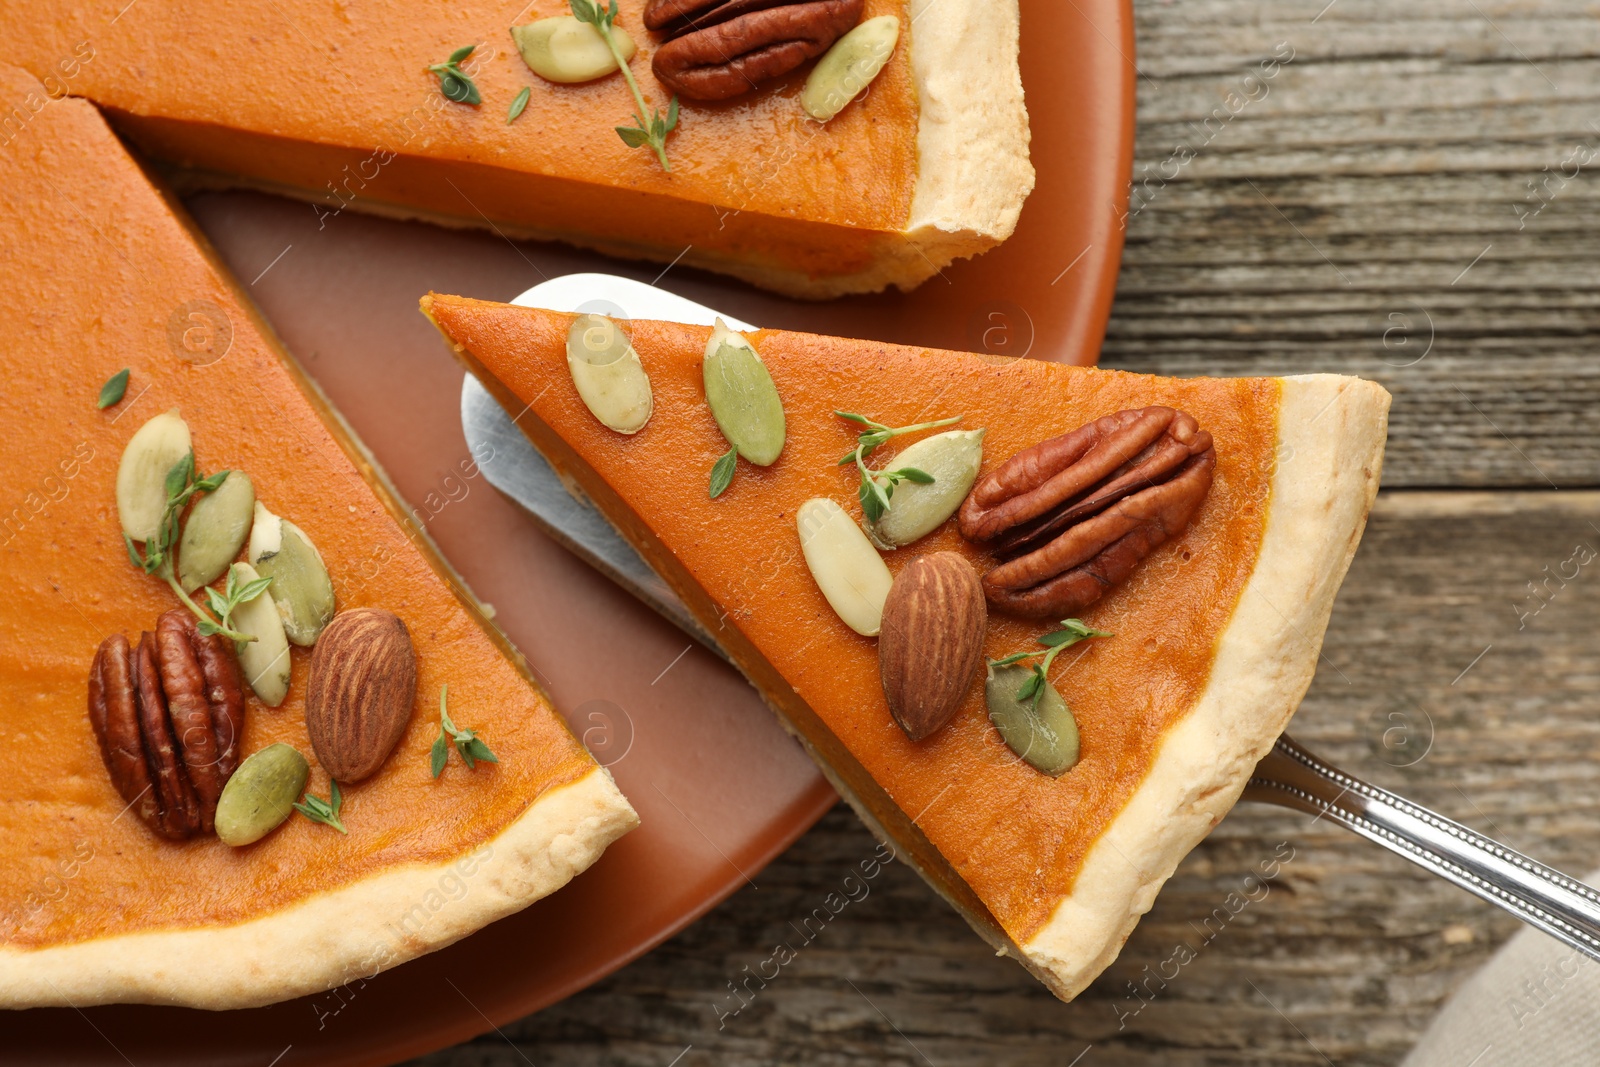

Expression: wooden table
xmin=404 ymin=0 xmax=1600 ymax=1062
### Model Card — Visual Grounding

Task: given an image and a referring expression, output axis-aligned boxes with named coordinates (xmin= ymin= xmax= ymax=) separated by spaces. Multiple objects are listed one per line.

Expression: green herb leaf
xmin=709 ymin=447 xmax=738 ymax=499
xmin=834 ymin=412 xmax=960 ymax=521
xmin=123 ymin=532 xmax=147 ymax=571
xmin=97 ymin=368 xmax=130 ymax=409
xmin=164 ymin=453 xmax=195 ymax=499
xmin=294 ymin=781 xmax=348 ymax=834
xmin=428 ymin=48 xmax=482 ymax=105
xmin=991 ymin=619 xmax=1113 ymax=710
xmin=508 ymin=85 xmax=531 ymax=123
xmin=432 ymin=684 xmax=499 ymax=776
xmin=615 ymin=124 xmax=649 ymax=148
xmin=1039 ymin=619 xmax=1114 ymax=648
xmin=462 ymin=737 xmax=498 ymax=765
xmin=858 ymin=472 xmax=893 ymax=523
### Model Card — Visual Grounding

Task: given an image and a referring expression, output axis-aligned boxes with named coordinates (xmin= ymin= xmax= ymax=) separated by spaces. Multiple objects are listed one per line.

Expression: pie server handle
xmin=1245 ymin=734 xmax=1600 ymax=963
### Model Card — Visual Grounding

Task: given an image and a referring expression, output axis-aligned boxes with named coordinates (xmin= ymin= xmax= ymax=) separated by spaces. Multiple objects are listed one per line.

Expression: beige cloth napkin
xmin=1403 ymin=870 xmax=1600 ymax=1067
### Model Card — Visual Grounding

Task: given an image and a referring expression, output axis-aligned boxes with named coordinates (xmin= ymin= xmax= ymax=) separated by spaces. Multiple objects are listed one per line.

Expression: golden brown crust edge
xmin=0 ymin=767 xmax=636 ymax=1010
xmin=1018 ymin=374 xmax=1391 ymax=999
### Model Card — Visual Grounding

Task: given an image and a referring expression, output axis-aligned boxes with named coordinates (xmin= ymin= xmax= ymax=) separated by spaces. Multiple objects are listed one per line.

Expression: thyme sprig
xmin=201 ymin=567 xmax=273 ymax=640
xmin=834 ymin=411 xmax=960 ymax=523
xmin=988 ymin=619 xmax=1112 ymax=710
xmin=570 ymin=0 xmax=679 ymax=171
xmin=428 ymin=44 xmax=482 ymax=105
xmin=122 ymin=456 xmax=253 ymax=642
xmin=294 ymin=780 xmax=348 ymax=834
xmin=431 ymin=684 xmax=499 ymax=777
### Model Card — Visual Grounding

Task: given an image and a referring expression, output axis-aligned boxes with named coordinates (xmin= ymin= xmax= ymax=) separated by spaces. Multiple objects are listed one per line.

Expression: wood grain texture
xmin=410 ymin=0 xmax=1600 ymax=1062
xmin=410 ymin=492 xmax=1600 ymax=1066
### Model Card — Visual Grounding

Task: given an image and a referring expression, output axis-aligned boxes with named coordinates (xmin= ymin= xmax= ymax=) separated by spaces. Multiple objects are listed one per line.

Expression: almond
xmin=304 ymin=608 xmax=417 ymax=782
xmin=878 ymin=552 xmax=987 ymax=741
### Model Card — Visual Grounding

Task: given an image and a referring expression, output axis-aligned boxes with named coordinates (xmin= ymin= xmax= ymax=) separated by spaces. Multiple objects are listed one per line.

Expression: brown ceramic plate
xmin=1 ymin=2 xmax=1131 ymax=1061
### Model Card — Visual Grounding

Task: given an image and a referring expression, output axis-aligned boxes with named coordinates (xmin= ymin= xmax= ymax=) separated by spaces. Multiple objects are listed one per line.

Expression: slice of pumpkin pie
xmin=0 ymin=65 xmax=636 ymax=1010
xmin=0 ymin=0 xmax=1032 ymax=297
xmin=423 ymin=293 xmax=1390 ymax=999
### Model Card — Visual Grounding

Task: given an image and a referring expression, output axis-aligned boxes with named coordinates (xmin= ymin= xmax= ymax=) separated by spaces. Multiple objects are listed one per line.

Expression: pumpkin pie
xmin=422 ymin=293 xmax=1390 ymax=999
xmin=0 ymin=0 xmax=1032 ymax=298
xmin=0 ymin=65 xmax=637 ymax=1010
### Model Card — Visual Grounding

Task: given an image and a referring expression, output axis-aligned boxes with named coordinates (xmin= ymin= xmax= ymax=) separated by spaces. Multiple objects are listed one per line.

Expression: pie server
xmin=460 ymin=272 xmax=1600 ymax=965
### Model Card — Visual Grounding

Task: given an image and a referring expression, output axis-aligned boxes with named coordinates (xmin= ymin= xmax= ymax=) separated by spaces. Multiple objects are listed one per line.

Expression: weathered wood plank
xmin=409 ymin=493 xmax=1600 ymax=1066
xmin=1097 ymin=0 xmax=1600 ymax=490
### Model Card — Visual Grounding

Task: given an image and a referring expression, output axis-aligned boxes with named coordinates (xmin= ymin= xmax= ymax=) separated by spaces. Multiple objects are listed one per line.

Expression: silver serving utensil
xmin=462 ymin=272 xmax=1600 ymax=963
xmin=1245 ymin=736 xmax=1600 ymax=962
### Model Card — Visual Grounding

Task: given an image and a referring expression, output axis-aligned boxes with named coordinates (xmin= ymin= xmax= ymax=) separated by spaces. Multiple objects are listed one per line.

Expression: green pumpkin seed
xmin=566 ymin=314 xmax=653 ymax=434
xmin=703 ymin=320 xmax=784 ymax=466
xmin=985 ymin=663 xmax=1080 ymax=777
xmin=229 ymin=561 xmax=291 ymax=706
xmin=865 ymin=429 xmax=984 ymax=549
xmin=249 ymin=503 xmax=335 ymax=646
xmin=801 ymin=15 xmax=902 ymax=122
xmin=115 ymin=409 xmax=191 ymax=542
xmin=513 ymin=16 xmax=636 ymax=84
xmin=215 ymin=743 xmax=310 ymax=846
xmin=178 ymin=471 xmax=255 ymax=591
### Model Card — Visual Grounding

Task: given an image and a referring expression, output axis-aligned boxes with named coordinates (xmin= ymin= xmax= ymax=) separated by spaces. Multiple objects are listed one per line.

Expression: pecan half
xmin=87 ymin=610 xmax=246 ymax=839
xmin=959 ymin=407 xmax=1216 ymax=618
xmin=648 ymin=0 xmax=864 ymax=101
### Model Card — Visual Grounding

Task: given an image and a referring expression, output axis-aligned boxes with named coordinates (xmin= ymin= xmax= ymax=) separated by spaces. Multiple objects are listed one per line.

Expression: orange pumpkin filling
xmin=1 ymin=0 xmax=918 ymax=281
xmin=424 ymin=297 xmax=1279 ymax=940
xmin=0 ymin=67 xmax=602 ymax=949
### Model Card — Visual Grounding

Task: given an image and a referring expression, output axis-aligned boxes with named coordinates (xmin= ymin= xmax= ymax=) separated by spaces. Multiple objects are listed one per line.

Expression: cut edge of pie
xmin=0 ymin=770 xmax=633 ymax=1010
xmin=420 ymin=296 xmax=1389 ymax=1000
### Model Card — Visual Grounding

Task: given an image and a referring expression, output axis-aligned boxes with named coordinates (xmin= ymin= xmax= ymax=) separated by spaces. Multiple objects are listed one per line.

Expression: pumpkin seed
xmin=215 ymin=743 xmax=310 ymax=846
xmin=703 ymin=319 xmax=784 ymax=466
xmin=116 ymin=409 xmax=191 ymax=542
xmin=801 ymin=15 xmax=902 ymax=122
xmin=512 ymin=16 xmax=636 ymax=84
xmin=249 ymin=503 xmax=335 ymax=646
xmin=178 ymin=470 xmax=255 ymax=591
xmin=865 ymin=429 xmax=984 ymax=549
xmin=985 ymin=663 xmax=1080 ymax=777
xmin=797 ymin=497 xmax=893 ymax=636
xmin=229 ymin=561 xmax=291 ymax=707
xmin=566 ymin=313 xmax=653 ymax=434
